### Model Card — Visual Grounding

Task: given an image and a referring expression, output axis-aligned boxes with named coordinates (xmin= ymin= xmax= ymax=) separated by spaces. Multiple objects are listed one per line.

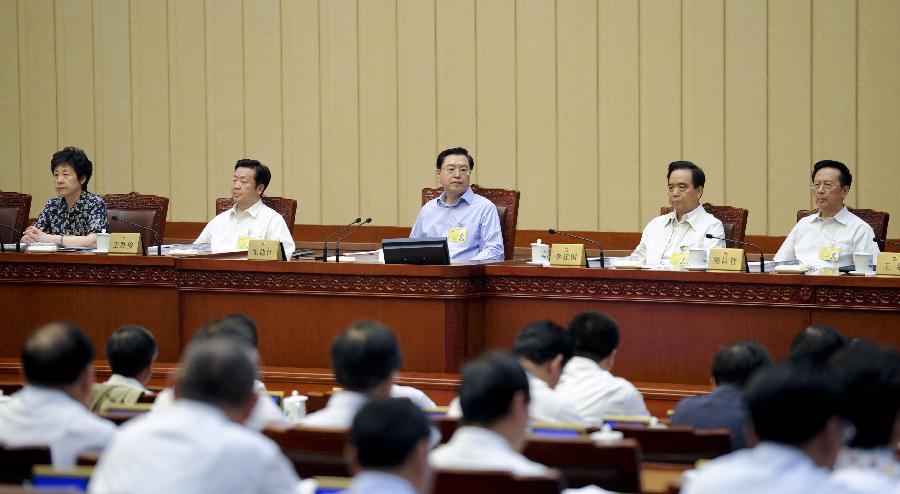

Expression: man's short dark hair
xmin=567 ymin=312 xmax=619 ymax=361
xmin=234 ymin=159 xmax=272 ymax=192
xmin=350 ymin=398 xmax=431 ymax=469
xmin=177 ymin=337 xmax=257 ymax=410
xmin=789 ymin=325 xmax=846 ymax=367
xmin=194 ymin=314 xmax=259 ymax=348
xmin=667 ymin=161 xmax=705 ymax=188
xmin=512 ymin=320 xmax=571 ymax=365
xmin=744 ymin=363 xmax=840 ymax=447
xmin=435 ymin=147 xmax=475 ymax=170
xmin=51 ymin=147 xmax=93 ymax=191
xmin=459 ymin=352 xmax=530 ymax=426
xmin=711 ymin=340 xmax=772 ymax=389
xmin=331 ymin=321 xmax=402 ymax=392
xmin=106 ymin=325 xmax=157 ymax=378
xmin=22 ymin=322 xmax=94 ymax=387
xmin=812 ymin=160 xmax=852 ymax=188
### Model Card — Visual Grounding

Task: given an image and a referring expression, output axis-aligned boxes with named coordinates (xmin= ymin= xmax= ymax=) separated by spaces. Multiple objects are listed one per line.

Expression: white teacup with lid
xmin=530 ymin=239 xmax=550 ymax=264
xmin=96 ymin=229 xmax=111 ymax=253
xmin=283 ymin=390 xmax=308 ymax=423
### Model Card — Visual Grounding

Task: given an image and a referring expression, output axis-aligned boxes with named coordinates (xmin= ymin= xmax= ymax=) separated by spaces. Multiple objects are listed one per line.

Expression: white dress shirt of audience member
xmin=631 ymin=161 xmax=725 ymax=265
xmin=555 ymin=312 xmax=649 ymax=423
xmin=88 ymin=325 xmax=157 ymax=413
xmin=90 ymin=338 xmax=316 ymax=494
xmin=194 ymin=159 xmax=296 ymax=256
xmin=774 ymin=160 xmax=880 ymax=269
xmin=0 ymin=322 xmax=116 ymax=468
xmin=827 ymin=341 xmax=900 ymax=493
xmin=681 ymin=363 xmax=869 ymax=494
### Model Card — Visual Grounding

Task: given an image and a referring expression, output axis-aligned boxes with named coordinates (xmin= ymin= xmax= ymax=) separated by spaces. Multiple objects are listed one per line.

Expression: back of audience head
xmin=106 ymin=325 xmax=157 ymax=383
xmin=513 ymin=319 xmax=571 ymax=387
xmin=458 ymin=352 xmax=530 ymax=448
xmin=22 ymin=322 xmax=95 ymax=404
xmin=744 ymin=363 xmax=844 ymax=468
xmin=567 ymin=311 xmax=619 ymax=364
xmin=194 ymin=313 xmax=259 ymax=348
xmin=348 ymin=398 xmax=433 ymax=492
xmin=789 ymin=324 xmax=846 ymax=366
xmin=711 ymin=340 xmax=771 ymax=389
xmin=331 ymin=320 xmax=402 ymax=395
xmin=176 ymin=337 xmax=259 ymax=421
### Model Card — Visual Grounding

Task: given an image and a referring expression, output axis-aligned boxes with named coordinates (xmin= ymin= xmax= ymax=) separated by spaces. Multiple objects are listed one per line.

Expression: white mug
xmin=96 ymin=232 xmax=111 ymax=253
xmin=283 ymin=390 xmax=308 ymax=423
xmin=853 ymin=252 xmax=874 ymax=273
xmin=688 ymin=248 xmax=706 ymax=268
xmin=531 ymin=241 xmax=550 ymax=263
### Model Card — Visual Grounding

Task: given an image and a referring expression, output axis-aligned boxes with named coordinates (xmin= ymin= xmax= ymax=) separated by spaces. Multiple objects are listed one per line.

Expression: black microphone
xmin=110 ymin=215 xmax=162 ymax=256
xmin=0 ymin=223 xmax=22 ymax=253
xmin=705 ymin=234 xmax=765 ymax=274
xmin=322 ymin=218 xmax=361 ymax=262
xmin=547 ymin=229 xmax=605 ymax=268
xmin=874 ymin=237 xmax=900 ymax=250
xmin=334 ymin=218 xmax=372 ymax=262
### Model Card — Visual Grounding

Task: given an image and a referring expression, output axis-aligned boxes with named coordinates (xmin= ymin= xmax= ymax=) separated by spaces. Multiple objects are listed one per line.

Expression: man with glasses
xmin=409 ymin=147 xmax=503 ymax=262
xmin=774 ymin=160 xmax=879 ymax=268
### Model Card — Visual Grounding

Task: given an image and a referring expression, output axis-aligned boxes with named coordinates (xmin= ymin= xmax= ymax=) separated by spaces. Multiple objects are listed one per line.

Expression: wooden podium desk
xmin=1 ymin=253 xmax=898 ymax=385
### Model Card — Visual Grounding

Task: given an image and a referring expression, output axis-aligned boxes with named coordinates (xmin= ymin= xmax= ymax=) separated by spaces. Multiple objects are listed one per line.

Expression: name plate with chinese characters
xmin=109 ymin=233 xmax=142 ymax=255
xmin=876 ymin=252 xmax=900 ymax=276
xmin=549 ymin=243 xmax=587 ymax=267
xmin=248 ymin=239 xmax=284 ymax=261
xmin=707 ymin=248 xmax=744 ymax=272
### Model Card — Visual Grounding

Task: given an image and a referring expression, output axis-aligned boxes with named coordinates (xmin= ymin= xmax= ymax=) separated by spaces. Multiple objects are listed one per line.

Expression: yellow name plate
xmin=707 ymin=248 xmax=744 ymax=272
xmin=549 ymin=243 xmax=587 ymax=267
xmin=248 ymin=239 xmax=284 ymax=261
xmin=109 ymin=233 xmax=142 ymax=255
xmin=876 ymin=252 xmax=900 ymax=276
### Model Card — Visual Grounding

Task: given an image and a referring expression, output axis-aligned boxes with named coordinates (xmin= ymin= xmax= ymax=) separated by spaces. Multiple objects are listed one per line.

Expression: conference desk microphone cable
xmin=547 ymin=229 xmax=605 ymax=268
xmin=322 ymin=218 xmax=361 ymax=262
xmin=0 ymin=223 xmax=23 ymax=253
xmin=109 ymin=216 xmax=163 ymax=256
xmin=334 ymin=218 xmax=372 ymax=262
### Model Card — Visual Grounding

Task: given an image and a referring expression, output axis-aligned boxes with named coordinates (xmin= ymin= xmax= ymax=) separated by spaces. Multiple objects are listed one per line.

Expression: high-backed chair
xmin=797 ymin=208 xmax=890 ymax=251
xmin=263 ymin=426 xmax=349 ymax=478
xmin=522 ymin=436 xmax=642 ymax=492
xmin=433 ymin=468 xmax=564 ymax=494
xmin=610 ymin=425 xmax=732 ymax=464
xmin=215 ymin=196 xmax=297 ymax=234
xmin=0 ymin=444 xmax=52 ymax=484
xmin=104 ymin=192 xmax=169 ymax=248
xmin=660 ymin=203 xmax=749 ymax=244
xmin=421 ymin=184 xmax=520 ymax=260
xmin=0 ymin=191 xmax=32 ymax=244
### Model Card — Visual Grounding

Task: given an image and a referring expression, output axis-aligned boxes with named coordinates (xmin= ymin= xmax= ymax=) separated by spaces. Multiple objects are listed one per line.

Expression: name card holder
xmin=248 ymin=239 xmax=285 ymax=261
xmin=549 ymin=243 xmax=587 ymax=268
xmin=875 ymin=252 xmax=900 ymax=276
xmin=707 ymin=248 xmax=744 ymax=272
xmin=109 ymin=233 xmax=143 ymax=256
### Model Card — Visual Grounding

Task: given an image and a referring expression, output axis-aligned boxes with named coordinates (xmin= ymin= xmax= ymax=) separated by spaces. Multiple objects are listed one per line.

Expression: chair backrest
xmin=304 ymin=390 xmax=332 ymax=414
xmin=432 ymin=415 xmax=461 ymax=444
xmin=433 ymin=468 xmax=564 ymax=494
xmin=215 ymin=196 xmax=298 ymax=233
xmin=263 ymin=426 xmax=350 ymax=478
xmin=611 ymin=425 xmax=732 ymax=464
xmin=0 ymin=191 xmax=32 ymax=244
xmin=797 ymin=208 xmax=890 ymax=251
xmin=522 ymin=436 xmax=642 ymax=492
xmin=421 ymin=184 xmax=521 ymax=260
xmin=103 ymin=192 xmax=169 ymax=248
xmin=660 ymin=203 xmax=749 ymax=244
xmin=0 ymin=444 xmax=52 ymax=484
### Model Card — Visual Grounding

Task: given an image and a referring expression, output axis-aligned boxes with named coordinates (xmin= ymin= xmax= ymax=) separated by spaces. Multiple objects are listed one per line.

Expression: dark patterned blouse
xmin=33 ymin=191 xmax=109 ymax=236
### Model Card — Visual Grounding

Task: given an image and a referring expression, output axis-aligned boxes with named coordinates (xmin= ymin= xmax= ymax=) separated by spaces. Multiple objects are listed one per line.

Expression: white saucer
xmin=92 ymin=249 xmax=109 ymax=254
xmin=847 ymin=270 xmax=874 ymax=276
xmin=526 ymin=260 xmax=548 ymax=265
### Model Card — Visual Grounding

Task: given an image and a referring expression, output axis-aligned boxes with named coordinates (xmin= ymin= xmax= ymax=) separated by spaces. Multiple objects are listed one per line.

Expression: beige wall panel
xmin=812 ymin=0 xmax=856 ymax=207
xmin=639 ymin=0 xmax=682 ymax=225
xmin=93 ymin=0 xmax=133 ymax=196
xmin=858 ymin=0 xmax=900 ymax=239
xmin=55 ymin=0 xmax=95 ymax=168
xmin=0 ymin=0 xmax=21 ymax=192
xmin=319 ymin=0 xmax=359 ymax=223
xmin=515 ymin=0 xmax=557 ymax=230
xmin=19 ymin=0 xmax=58 ymax=215
xmin=598 ymin=0 xmax=640 ymax=232
xmin=282 ymin=0 xmax=321 ymax=224
xmin=767 ymin=0 xmax=811 ymax=236
xmin=682 ymin=0 xmax=724 ymax=204
xmin=244 ymin=0 xmax=283 ymax=196
xmin=435 ymin=0 xmax=476 ymax=160
xmin=130 ymin=0 xmax=170 ymax=199
xmin=205 ymin=0 xmax=244 ymax=216
xmin=397 ymin=0 xmax=436 ymax=225
xmin=474 ymin=0 xmax=516 ymax=189
xmin=724 ymin=0 xmax=767 ymax=235
xmin=557 ymin=0 xmax=598 ymax=231
xmin=168 ymin=0 xmax=206 ymax=222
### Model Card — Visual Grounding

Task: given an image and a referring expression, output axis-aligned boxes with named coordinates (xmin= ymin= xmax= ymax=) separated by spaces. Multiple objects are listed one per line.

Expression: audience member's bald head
xmin=331 ymin=320 xmax=402 ymax=393
xmin=789 ymin=324 xmax=845 ymax=367
xmin=22 ymin=321 xmax=94 ymax=387
xmin=193 ymin=314 xmax=259 ymax=348
xmin=176 ymin=338 xmax=258 ymax=413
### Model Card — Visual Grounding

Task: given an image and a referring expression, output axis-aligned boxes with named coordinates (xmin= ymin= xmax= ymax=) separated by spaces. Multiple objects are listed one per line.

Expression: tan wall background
xmin=1 ymin=0 xmax=898 ymax=237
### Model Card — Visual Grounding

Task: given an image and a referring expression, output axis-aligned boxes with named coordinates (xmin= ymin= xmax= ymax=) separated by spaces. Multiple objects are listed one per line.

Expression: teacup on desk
xmin=96 ymin=232 xmax=110 ymax=253
xmin=853 ymin=252 xmax=874 ymax=273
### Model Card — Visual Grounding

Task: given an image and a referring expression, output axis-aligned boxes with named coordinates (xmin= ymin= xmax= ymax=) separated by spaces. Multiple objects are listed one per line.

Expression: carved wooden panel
xmin=0 ymin=262 xmax=175 ymax=286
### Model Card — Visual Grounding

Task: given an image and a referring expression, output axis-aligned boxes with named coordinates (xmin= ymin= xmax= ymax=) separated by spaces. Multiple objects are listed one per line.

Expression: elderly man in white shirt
xmin=632 ymin=161 xmax=725 ymax=265
xmin=556 ymin=312 xmax=649 ymax=423
xmin=774 ymin=160 xmax=879 ymax=269
xmin=0 ymin=322 xmax=116 ymax=468
xmin=195 ymin=159 xmax=295 ymax=256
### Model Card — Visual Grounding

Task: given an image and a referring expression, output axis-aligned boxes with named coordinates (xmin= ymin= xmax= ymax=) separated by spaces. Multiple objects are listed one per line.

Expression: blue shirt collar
xmin=437 ymin=186 xmax=475 ymax=207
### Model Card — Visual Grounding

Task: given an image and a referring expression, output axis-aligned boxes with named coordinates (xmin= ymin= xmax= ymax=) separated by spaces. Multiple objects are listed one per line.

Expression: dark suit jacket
xmin=670 ymin=384 xmax=749 ymax=450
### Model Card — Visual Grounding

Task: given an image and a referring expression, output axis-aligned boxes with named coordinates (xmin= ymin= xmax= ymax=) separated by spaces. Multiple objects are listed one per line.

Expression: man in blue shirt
xmin=409 ymin=147 xmax=504 ymax=262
